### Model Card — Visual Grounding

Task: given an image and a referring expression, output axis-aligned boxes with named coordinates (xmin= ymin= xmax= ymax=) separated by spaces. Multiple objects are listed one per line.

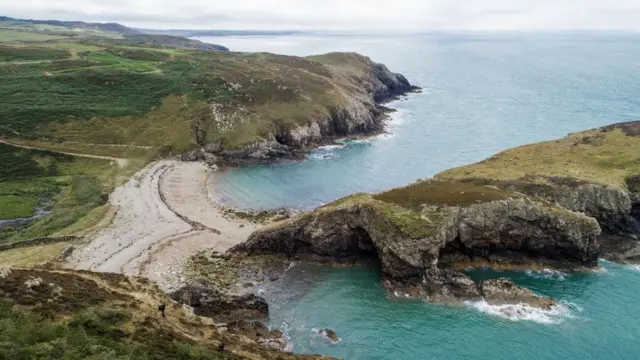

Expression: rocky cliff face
xmin=436 ymin=121 xmax=640 ymax=263
xmin=182 ymin=57 xmax=419 ymax=166
xmin=475 ymin=180 xmax=640 ymax=262
xmin=231 ymin=181 xmax=600 ymax=305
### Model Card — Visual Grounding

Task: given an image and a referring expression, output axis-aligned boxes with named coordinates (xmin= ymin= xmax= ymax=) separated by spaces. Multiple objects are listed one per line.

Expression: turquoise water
xmin=200 ymin=32 xmax=640 ymax=210
xmin=257 ymin=261 xmax=640 ymax=360
xmin=198 ymin=33 xmax=640 ymax=359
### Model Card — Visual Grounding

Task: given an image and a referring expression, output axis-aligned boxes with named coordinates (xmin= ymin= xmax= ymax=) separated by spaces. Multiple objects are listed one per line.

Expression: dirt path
xmin=0 ymin=139 xmax=129 ymax=168
xmin=64 ymin=161 xmax=259 ymax=291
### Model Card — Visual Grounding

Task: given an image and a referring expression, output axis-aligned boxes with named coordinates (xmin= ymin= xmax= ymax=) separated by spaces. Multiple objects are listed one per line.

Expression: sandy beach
xmin=64 ymin=160 xmax=259 ymax=291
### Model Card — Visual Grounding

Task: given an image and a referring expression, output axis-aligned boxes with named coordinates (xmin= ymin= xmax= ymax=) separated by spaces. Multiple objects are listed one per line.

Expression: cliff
xmin=0 ymin=267 xmax=332 ymax=359
xmin=1 ymin=32 xmax=418 ymax=164
xmin=231 ymin=180 xmax=600 ymax=304
xmin=437 ymin=121 xmax=640 ymax=262
xmin=182 ymin=53 xmax=419 ymax=165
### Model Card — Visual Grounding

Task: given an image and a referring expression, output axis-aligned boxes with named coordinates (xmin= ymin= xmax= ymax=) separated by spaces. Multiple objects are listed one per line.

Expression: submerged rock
xmin=320 ymin=329 xmax=340 ymax=343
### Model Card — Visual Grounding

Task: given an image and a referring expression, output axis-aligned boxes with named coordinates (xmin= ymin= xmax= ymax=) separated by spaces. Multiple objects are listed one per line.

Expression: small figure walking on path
xmin=158 ymin=303 xmax=166 ymax=318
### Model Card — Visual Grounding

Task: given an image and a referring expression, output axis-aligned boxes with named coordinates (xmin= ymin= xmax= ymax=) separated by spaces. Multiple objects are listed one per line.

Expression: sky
xmin=2 ymin=0 xmax=640 ymax=31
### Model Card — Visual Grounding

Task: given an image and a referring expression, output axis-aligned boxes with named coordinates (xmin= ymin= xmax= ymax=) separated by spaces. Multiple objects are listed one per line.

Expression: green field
xmin=0 ymin=143 xmax=130 ymax=244
xmin=0 ymin=29 xmax=67 ymax=42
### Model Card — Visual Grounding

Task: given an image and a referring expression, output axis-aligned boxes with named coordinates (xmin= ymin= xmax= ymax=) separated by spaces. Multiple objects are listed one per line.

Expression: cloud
xmin=1 ymin=0 xmax=639 ymax=31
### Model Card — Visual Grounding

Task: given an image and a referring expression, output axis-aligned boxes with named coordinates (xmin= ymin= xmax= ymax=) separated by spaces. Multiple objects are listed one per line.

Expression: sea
xmin=196 ymin=32 xmax=640 ymax=359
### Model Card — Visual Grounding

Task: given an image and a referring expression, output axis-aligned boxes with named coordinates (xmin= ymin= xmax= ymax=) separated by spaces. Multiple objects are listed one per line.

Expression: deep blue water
xmin=198 ymin=32 xmax=640 ymax=210
xmin=197 ymin=33 xmax=640 ymax=359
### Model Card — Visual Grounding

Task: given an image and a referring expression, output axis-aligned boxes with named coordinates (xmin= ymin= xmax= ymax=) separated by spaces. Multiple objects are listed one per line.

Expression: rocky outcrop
xmin=319 ymin=329 xmax=340 ymax=343
xmin=182 ymin=56 xmax=419 ymax=166
xmin=169 ymin=279 xmax=268 ymax=322
xmin=231 ymin=181 xmax=599 ymax=306
xmin=436 ymin=121 xmax=640 ymax=263
xmin=456 ymin=178 xmax=640 ymax=262
xmin=479 ymin=278 xmax=555 ymax=309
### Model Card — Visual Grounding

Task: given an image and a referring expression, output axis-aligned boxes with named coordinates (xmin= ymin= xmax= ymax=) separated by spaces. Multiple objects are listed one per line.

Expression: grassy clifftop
xmin=0 ymin=26 xmax=413 ymax=160
xmin=437 ymin=122 xmax=640 ymax=188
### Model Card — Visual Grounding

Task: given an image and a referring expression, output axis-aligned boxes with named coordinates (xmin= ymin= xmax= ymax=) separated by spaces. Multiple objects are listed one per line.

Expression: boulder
xmin=320 ymin=329 xmax=339 ymax=343
xmin=169 ymin=280 xmax=268 ymax=322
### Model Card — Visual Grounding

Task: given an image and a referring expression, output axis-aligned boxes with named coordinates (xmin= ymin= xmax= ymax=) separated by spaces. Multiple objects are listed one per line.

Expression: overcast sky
xmin=2 ymin=0 xmax=640 ymax=31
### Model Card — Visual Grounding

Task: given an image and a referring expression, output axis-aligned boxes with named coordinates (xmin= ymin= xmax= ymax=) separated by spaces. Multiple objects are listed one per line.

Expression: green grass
xmin=0 ymin=45 xmax=70 ymax=61
xmin=0 ymin=301 xmax=237 ymax=360
xmin=0 ymin=143 xmax=121 ymax=244
xmin=437 ymin=125 xmax=640 ymax=188
xmin=0 ymin=29 xmax=67 ymax=42
xmin=0 ymin=195 xmax=39 ymax=219
xmin=0 ymin=31 xmax=385 ymax=156
xmin=373 ymin=180 xmax=512 ymax=210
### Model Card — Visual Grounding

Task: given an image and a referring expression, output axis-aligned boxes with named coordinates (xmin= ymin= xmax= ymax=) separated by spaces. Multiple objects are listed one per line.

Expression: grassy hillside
xmin=0 ymin=268 xmax=327 ymax=360
xmin=436 ymin=122 xmax=640 ymax=188
xmin=0 ymin=143 xmax=141 ymax=244
xmin=0 ymin=25 xmax=397 ymax=159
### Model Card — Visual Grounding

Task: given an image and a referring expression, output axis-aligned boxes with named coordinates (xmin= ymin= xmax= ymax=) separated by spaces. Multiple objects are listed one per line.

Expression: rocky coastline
xmin=227 ymin=181 xmax=600 ymax=308
xmin=181 ymin=61 xmax=421 ymax=167
xmin=195 ymin=122 xmax=635 ymax=311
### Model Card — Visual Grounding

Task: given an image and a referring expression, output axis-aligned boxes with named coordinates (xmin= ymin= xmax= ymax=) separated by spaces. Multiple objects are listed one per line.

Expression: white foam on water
xmin=524 ymin=269 xmax=568 ymax=280
xmin=630 ymin=265 xmax=640 ymax=272
xmin=307 ymin=152 xmax=339 ymax=161
xmin=387 ymin=108 xmax=408 ymax=127
xmin=317 ymin=144 xmax=345 ymax=151
xmin=465 ymin=300 xmax=576 ymax=324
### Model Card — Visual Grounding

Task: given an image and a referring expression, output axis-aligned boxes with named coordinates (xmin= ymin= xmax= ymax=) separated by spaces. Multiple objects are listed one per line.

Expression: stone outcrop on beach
xmin=231 ymin=180 xmax=600 ymax=306
xmin=437 ymin=121 xmax=640 ymax=263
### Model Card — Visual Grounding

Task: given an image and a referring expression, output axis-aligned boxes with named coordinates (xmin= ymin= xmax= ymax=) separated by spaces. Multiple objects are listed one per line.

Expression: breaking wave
xmin=524 ymin=269 xmax=568 ymax=280
xmin=466 ymin=300 xmax=579 ymax=324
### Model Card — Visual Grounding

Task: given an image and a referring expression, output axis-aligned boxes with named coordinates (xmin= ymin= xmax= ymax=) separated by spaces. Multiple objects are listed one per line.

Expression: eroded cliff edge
xmin=437 ymin=121 xmax=640 ymax=263
xmin=182 ymin=53 xmax=420 ymax=166
xmin=231 ymin=181 xmax=600 ymax=305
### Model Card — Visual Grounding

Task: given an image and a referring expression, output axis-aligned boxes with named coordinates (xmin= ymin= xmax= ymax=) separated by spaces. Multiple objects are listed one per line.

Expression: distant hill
xmin=114 ymin=34 xmax=229 ymax=51
xmin=0 ymin=15 xmax=141 ymax=35
xmin=138 ymin=29 xmax=301 ymax=37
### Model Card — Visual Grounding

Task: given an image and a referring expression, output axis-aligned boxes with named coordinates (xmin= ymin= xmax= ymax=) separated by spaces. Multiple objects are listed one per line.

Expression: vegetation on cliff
xmin=437 ymin=122 xmax=640 ymax=262
xmin=436 ymin=123 xmax=640 ymax=188
xmin=0 ymin=23 xmax=416 ymax=162
xmin=0 ymin=267 xmax=328 ymax=359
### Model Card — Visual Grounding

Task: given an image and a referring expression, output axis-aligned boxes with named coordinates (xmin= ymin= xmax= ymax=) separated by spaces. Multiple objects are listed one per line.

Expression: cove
xmin=202 ymin=32 xmax=640 ymax=210
xmin=197 ymin=32 xmax=640 ymax=359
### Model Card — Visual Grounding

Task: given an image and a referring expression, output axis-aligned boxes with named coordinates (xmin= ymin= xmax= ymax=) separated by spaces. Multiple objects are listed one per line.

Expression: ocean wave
xmin=317 ymin=144 xmax=345 ymax=151
xmin=524 ymin=269 xmax=568 ymax=280
xmin=630 ymin=265 xmax=640 ymax=272
xmin=307 ymin=152 xmax=339 ymax=160
xmin=465 ymin=300 xmax=577 ymax=324
xmin=387 ymin=109 xmax=408 ymax=127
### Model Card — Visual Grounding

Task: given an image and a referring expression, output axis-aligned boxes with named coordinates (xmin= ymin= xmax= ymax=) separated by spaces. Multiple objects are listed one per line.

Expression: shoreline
xmin=203 ymin=91 xmax=422 ymax=212
xmin=63 ymin=160 xmax=261 ymax=291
